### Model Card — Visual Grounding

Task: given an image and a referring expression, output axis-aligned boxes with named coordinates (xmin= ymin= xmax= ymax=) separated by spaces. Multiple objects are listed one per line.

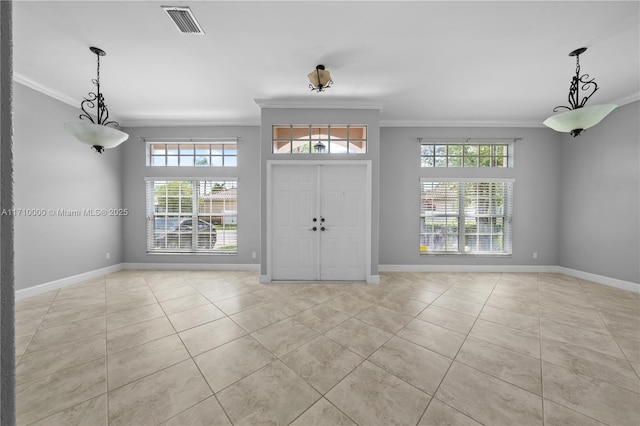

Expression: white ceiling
xmin=12 ymin=1 xmax=640 ymax=127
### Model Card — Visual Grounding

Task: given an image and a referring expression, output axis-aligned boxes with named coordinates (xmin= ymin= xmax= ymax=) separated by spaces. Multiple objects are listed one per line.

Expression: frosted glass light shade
xmin=308 ymin=68 xmax=332 ymax=89
xmin=64 ymin=122 xmax=129 ymax=150
xmin=543 ymin=104 xmax=617 ymax=135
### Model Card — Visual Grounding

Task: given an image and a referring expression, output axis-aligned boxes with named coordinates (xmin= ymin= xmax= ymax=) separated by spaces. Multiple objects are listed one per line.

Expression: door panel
xmin=271 ymin=164 xmax=366 ymax=281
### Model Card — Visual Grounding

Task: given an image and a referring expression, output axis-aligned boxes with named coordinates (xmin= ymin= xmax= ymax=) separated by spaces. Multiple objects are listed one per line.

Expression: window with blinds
xmin=146 ymin=140 xmax=237 ymax=167
xmin=146 ymin=179 xmax=238 ymax=254
xmin=420 ymin=179 xmax=513 ymax=255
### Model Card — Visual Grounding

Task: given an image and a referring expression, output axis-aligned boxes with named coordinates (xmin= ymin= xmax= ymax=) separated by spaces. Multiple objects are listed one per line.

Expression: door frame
xmin=265 ymin=160 xmax=374 ymax=283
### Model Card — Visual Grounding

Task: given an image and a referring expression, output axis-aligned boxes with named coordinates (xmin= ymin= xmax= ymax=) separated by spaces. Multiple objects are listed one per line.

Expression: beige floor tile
xmin=16 ymin=357 xmax=107 ymax=426
xmin=432 ymin=295 xmax=484 ymax=317
xmin=444 ymin=287 xmax=490 ymax=304
xmin=457 ymin=337 xmax=542 ymax=395
xmin=26 ymin=315 xmax=105 ymax=353
xmin=159 ymin=293 xmax=212 ymax=315
xmin=486 ymin=294 xmax=539 ymax=317
xmin=290 ymin=398 xmax=356 ymax=426
xmin=230 ymin=302 xmax=289 ymax=333
xmin=542 ymin=361 xmax=640 ymax=425
xmin=39 ymin=302 xmax=106 ymax=329
xmin=107 ymin=293 xmax=158 ymax=314
xmin=356 ymin=305 xmax=413 ymax=334
xmin=29 ymin=394 xmax=108 ymax=426
xmin=599 ymin=310 xmax=640 ymax=340
xmin=540 ymin=304 xmax=609 ymax=334
xmin=106 ymin=303 xmax=165 ymax=331
xmin=251 ymin=317 xmax=319 ymax=357
xmin=292 ymin=304 xmax=350 ymax=333
xmin=200 ymin=285 xmax=251 ymax=303
xmin=281 ymin=335 xmax=363 ymax=393
xmin=540 ymin=318 xmax=624 ymax=359
xmin=542 ymin=399 xmax=606 ymax=426
xmin=152 ymin=284 xmax=199 ymax=302
xmin=388 ymin=286 xmax=441 ymax=304
xmin=167 ymin=303 xmax=225 ymax=332
xmin=436 ymin=361 xmax=543 ymax=425
xmin=179 ymin=317 xmax=246 ymax=356
xmin=294 ymin=285 xmax=347 ymax=303
xmin=418 ymin=398 xmax=482 ymax=426
xmin=108 ymin=334 xmax=190 ymax=390
xmin=370 ymin=336 xmax=451 ymax=395
xmin=47 ymin=292 xmax=106 ymax=314
xmin=418 ymin=304 xmax=476 ymax=335
xmin=325 ymin=318 xmax=392 ymax=358
xmin=107 ymin=316 xmax=175 ymax=355
xmin=217 ymin=360 xmax=321 ymax=425
xmin=376 ymin=293 xmax=428 ymax=316
xmin=478 ymin=305 xmax=540 ymax=335
xmin=470 ymin=319 xmax=540 ymax=358
xmin=326 ymin=361 xmax=431 ymax=426
xmin=14 ymin=333 xmax=33 ymax=359
xmin=194 ymin=335 xmax=276 ymax=392
xmin=162 ymin=396 xmax=231 ymax=426
xmin=397 ymin=318 xmax=466 ymax=359
xmin=108 ymin=359 xmax=212 ymax=426
xmin=322 ymin=293 xmax=374 ymax=315
xmin=541 ymin=338 xmax=640 ymax=393
xmin=214 ymin=292 xmax=269 ymax=315
xmin=16 ymin=334 xmax=106 ymax=384
xmin=268 ymin=294 xmax=318 ymax=316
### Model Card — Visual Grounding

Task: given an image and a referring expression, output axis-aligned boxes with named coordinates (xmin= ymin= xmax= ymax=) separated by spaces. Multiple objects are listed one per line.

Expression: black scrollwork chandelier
xmin=543 ymin=47 xmax=617 ymax=137
xmin=64 ymin=47 xmax=128 ymax=153
xmin=308 ymin=64 xmax=333 ymax=92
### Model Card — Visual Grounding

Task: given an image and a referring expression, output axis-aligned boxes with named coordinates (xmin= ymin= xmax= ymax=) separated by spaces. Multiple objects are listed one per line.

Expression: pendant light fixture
xmin=543 ymin=47 xmax=617 ymax=137
xmin=308 ymin=65 xmax=333 ymax=92
xmin=64 ymin=46 xmax=128 ymax=153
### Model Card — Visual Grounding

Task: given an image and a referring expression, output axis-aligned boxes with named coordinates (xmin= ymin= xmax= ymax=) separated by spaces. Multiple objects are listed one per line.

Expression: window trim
xmin=419 ymin=139 xmax=515 ymax=168
xmin=272 ymin=124 xmax=367 ymax=154
xmin=419 ymin=178 xmax=514 ymax=256
xmin=145 ymin=177 xmax=238 ymax=255
xmin=145 ymin=138 xmax=238 ymax=167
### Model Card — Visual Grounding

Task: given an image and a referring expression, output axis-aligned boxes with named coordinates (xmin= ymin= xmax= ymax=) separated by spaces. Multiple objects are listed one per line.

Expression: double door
xmin=271 ymin=164 xmax=367 ymax=281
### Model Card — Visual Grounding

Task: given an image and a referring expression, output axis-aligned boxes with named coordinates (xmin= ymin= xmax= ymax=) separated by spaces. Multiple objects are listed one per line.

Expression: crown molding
xmin=612 ymin=91 xmax=640 ymax=107
xmin=254 ymin=98 xmax=384 ymax=110
xmin=379 ymin=119 xmax=545 ymax=128
xmin=13 ymin=73 xmax=78 ymax=109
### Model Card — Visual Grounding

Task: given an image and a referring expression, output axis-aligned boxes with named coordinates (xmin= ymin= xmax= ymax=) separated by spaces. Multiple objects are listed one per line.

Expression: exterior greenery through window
xmin=420 ymin=180 xmax=513 ymax=255
xmin=273 ymin=125 xmax=367 ymax=154
xmin=421 ymin=143 xmax=509 ymax=167
xmin=146 ymin=179 xmax=238 ymax=254
xmin=147 ymin=141 xmax=237 ymax=167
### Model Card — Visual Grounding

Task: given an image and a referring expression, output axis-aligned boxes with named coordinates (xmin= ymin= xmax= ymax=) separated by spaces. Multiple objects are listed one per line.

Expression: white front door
xmin=271 ymin=164 xmax=367 ymax=281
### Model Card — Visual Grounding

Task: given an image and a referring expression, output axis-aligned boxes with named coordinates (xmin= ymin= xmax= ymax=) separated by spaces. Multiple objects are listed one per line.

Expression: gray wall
xmin=379 ymin=127 xmax=562 ymax=267
xmin=558 ymin=101 xmax=640 ymax=283
xmin=259 ymin=108 xmax=381 ymax=277
xmin=121 ymin=126 xmax=261 ymax=265
xmin=13 ymin=83 xmax=123 ymax=290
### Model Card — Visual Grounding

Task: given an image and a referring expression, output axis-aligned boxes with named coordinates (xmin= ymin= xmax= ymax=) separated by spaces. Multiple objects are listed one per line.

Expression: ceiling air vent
xmin=162 ymin=6 xmax=205 ymax=35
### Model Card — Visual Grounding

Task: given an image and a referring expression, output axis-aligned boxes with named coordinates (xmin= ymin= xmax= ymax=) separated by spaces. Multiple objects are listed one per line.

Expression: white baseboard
xmin=16 ymin=263 xmax=638 ymax=300
xmin=15 ymin=264 xmax=125 ymax=300
xmin=379 ymin=264 xmax=639 ymax=293
xmin=122 ymin=263 xmax=260 ymax=272
xmin=556 ymin=267 xmax=640 ymax=293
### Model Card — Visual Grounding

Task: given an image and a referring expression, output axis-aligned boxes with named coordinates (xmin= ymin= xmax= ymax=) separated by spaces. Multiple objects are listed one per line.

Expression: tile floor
xmin=14 ymin=271 xmax=640 ymax=426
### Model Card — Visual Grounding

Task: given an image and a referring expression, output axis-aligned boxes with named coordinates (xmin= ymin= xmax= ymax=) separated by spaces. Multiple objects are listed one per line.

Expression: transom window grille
xmin=273 ymin=125 xmax=367 ymax=154
xmin=146 ymin=179 xmax=238 ymax=254
xmin=147 ymin=140 xmax=237 ymax=167
xmin=420 ymin=142 xmax=511 ymax=167
xmin=420 ymin=179 xmax=513 ymax=255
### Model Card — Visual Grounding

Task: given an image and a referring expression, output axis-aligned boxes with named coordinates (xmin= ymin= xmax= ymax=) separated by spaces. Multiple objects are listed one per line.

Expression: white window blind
xmin=420 ymin=179 xmax=513 ymax=255
xmin=146 ymin=179 xmax=238 ymax=254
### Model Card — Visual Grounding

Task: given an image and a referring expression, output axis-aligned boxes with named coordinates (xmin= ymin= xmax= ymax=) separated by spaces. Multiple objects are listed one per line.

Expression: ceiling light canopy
xmin=64 ymin=47 xmax=128 ymax=153
xmin=308 ymin=65 xmax=333 ymax=92
xmin=543 ymin=47 xmax=617 ymax=137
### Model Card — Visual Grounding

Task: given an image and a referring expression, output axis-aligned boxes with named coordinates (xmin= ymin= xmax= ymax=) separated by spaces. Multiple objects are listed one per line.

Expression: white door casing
xmin=267 ymin=161 xmax=371 ymax=282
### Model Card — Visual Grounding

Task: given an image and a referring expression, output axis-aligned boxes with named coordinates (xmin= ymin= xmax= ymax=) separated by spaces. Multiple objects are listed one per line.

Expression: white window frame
xmin=272 ymin=125 xmax=367 ymax=154
xmin=420 ymin=178 xmax=514 ymax=256
xmin=420 ymin=141 xmax=513 ymax=168
xmin=146 ymin=178 xmax=238 ymax=254
xmin=145 ymin=138 xmax=238 ymax=167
